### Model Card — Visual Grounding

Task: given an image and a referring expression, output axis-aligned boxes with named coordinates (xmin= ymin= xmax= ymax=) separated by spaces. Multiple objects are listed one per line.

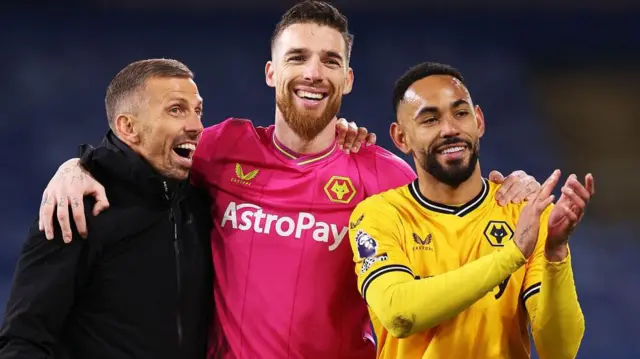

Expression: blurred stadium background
xmin=1 ymin=0 xmax=638 ymax=357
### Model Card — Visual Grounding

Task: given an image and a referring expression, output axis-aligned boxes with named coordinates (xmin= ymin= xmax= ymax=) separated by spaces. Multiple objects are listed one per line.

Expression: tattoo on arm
xmin=520 ymin=224 xmax=532 ymax=239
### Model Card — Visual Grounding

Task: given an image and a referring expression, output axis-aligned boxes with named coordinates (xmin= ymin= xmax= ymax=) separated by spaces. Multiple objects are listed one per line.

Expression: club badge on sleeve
xmin=360 ymin=254 xmax=389 ymax=274
xmin=355 ymin=230 xmax=378 ymax=259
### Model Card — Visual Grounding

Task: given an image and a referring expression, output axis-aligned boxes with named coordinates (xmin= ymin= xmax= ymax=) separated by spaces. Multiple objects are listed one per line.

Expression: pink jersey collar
xmin=271 ymin=131 xmax=338 ymax=166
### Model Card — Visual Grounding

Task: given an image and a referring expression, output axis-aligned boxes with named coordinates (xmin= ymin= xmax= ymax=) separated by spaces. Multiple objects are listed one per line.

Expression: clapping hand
xmin=513 ymin=170 xmax=561 ymax=258
xmin=545 ymin=173 xmax=595 ymax=261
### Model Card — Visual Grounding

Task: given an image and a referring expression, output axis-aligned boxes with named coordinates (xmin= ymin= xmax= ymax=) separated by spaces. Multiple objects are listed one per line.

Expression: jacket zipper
xmin=165 ymin=181 xmax=183 ymax=349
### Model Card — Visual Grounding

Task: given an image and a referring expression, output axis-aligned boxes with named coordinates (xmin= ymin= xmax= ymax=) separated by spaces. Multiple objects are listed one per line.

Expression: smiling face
xmin=391 ymin=74 xmax=485 ymax=188
xmin=113 ymin=76 xmax=204 ymax=180
xmin=106 ymin=59 xmax=203 ymax=181
xmin=266 ymin=22 xmax=354 ymax=141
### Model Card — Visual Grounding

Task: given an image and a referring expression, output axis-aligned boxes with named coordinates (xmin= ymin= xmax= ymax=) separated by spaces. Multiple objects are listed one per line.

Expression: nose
xmin=302 ymin=57 xmax=323 ymax=84
xmin=440 ymin=116 xmax=460 ymax=138
xmin=185 ymin=112 xmax=204 ymax=136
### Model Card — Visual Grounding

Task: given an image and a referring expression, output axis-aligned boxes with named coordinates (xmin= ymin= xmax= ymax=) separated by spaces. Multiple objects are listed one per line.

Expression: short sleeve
xmin=348 ymin=197 xmax=414 ymax=302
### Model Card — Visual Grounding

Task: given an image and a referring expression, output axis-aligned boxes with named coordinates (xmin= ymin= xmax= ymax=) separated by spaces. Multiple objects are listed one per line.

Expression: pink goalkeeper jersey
xmin=191 ymin=118 xmax=416 ymax=359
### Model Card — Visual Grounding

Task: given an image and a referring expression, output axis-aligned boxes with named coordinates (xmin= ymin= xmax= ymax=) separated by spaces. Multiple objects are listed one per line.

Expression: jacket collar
xmin=79 ymin=131 xmax=188 ymax=206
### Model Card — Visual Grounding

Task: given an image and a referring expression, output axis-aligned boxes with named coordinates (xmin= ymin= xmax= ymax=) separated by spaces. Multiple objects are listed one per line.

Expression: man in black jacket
xmin=0 ymin=59 xmax=213 ymax=359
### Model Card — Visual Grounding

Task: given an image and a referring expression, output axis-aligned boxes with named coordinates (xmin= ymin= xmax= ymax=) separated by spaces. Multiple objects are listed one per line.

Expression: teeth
xmin=296 ymin=90 xmax=323 ymax=100
xmin=441 ymin=146 xmax=465 ymax=154
xmin=176 ymin=143 xmax=196 ymax=151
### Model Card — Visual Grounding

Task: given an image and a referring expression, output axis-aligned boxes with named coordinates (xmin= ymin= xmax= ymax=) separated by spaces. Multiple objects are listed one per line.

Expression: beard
xmin=417 ymin=137 xmax=480 ymax=188
xmin=135 ymin=123 xmax=195 ymax=181
xmin=276 ymin=83 xmax=342 ymax=142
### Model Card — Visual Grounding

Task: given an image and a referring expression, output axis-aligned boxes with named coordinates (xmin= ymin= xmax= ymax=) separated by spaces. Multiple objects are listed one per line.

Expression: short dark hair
xmin=392 ymin=62 xmax=465 ymax=116
xmin=271 ymin=1 xmax=354 ymax=62
xmin=105 ymin=58 xmax=194 ymax=129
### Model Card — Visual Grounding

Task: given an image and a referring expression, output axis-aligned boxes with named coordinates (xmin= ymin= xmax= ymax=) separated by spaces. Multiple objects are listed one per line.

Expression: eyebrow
xmin=413 ymin=106 xmax=439 ymax=120
xmin=284 ymin=47 xmax=344 ymax=62
xmin=413 ymin=99 xmax=470 ymax=120
xmin=167 ymin=97 xmax=203 ymax=107
xmin=284 ymin=48 xmax=306 ymax=57
xmin=451 ymin=99 xmax=470 ymax=108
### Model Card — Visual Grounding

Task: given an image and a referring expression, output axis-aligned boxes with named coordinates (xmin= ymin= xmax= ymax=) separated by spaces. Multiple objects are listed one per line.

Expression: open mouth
xmin=295 ymin=90 xmax=328 ymax=102
xmin=436 ymin=144 xmax=468 ymax=155
xmin=172 ymin=143 xmax=196 ymax=160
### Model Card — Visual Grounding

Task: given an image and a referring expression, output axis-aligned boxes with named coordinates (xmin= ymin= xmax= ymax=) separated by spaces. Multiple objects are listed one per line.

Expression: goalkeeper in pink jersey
xmin=36 ymin=1 xmax=541 ymax=358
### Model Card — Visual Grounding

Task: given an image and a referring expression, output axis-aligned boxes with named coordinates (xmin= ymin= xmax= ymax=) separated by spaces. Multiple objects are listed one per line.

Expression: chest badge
xmin=324 ymin=176 xmax=356 ymax=204
xmin=483 ymin=221 xmax=514 ymax=247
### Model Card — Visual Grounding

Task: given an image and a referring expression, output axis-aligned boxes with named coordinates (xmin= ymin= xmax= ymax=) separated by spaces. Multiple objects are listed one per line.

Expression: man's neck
xmin=417 ymin=165 xmax=484 ymax=206
xmin=274 ymin=108 xmax=337 ymax=154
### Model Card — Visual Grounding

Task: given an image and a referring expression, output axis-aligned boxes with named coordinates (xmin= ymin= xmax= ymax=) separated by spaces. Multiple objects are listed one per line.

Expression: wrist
xmin=544 ymin=242 xmax=569 ymax=262
xmin=514 ymin=239 xmax=534 ymax=259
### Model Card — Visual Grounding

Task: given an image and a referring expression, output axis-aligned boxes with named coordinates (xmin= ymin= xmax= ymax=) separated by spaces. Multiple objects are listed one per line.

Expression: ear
xmin=114 ymin=114 xmax=140 ymax=145
xmin=342 ymin=67 xmax=354 ymax=95
xmin=390 ymin=121 xmax=411 ymax=155
xmin=474 ymin=105 xmax=485 ymax=138
xmin=265 ymin=61 xmax=275 ymax=88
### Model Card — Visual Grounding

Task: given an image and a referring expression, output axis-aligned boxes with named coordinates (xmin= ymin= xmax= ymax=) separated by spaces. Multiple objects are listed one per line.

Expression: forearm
xmin=530 ymin=251 xmax=585 ymax=359
xmin=367 ymin=240 xmax=527 ymax=338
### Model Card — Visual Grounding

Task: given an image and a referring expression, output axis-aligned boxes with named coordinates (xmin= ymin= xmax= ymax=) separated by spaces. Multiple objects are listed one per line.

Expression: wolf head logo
xmin=331 ymin=181 xmax=350 ymax=200
xmin=490 ymin=225 xmax=508 ymax=244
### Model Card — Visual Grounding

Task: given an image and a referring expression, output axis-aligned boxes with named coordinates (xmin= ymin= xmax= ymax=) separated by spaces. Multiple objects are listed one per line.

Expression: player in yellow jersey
xmin=349 ymin=62 xmax=594 ymax=359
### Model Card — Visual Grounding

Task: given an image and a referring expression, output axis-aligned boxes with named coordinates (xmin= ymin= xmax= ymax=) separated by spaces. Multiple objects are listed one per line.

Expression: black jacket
xmin=0 ymin=132 xmax=213 ymax=359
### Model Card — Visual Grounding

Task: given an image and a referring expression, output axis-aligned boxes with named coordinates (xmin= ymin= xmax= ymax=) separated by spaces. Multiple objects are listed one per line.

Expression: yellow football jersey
xmin=349 ymin=178 xmax=553 ymax=359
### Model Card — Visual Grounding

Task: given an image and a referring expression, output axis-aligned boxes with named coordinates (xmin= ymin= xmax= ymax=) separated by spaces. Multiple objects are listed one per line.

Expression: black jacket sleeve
xmin=0 ymin=218 xmax=88 ymax=359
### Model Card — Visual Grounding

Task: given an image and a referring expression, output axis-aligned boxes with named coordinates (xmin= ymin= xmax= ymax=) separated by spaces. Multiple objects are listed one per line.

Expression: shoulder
xmin=194 ymin=117 xmax=263 ymax=172
xmin=353 ymin=186 xmax=405 ymax=217
xmin=488 ymin=181 xmax=554 ymax=219
xmin=351 ymin=145 xmax=416 ymax=193
xmin=484 ymin=181 xmax=525 ymax=218
xmin=202 ymin=117 xmax=260 ymax=140
xmin=82 ymin=197 xmax=164 ymax=245
xmin=355 ymin=145 xmax=414 ymax=173
xmin=198 ymin=118 xmax=267 ymax=155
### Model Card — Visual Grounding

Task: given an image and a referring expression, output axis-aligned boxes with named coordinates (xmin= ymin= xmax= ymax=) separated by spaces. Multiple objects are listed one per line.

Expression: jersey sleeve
xmin=524 ymin=205 xmax=585 ymax=359
xmin=348 ymin=196 xmax=414 ymax=302
xmin=521 ymin=206 xmax=553 ymax=303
